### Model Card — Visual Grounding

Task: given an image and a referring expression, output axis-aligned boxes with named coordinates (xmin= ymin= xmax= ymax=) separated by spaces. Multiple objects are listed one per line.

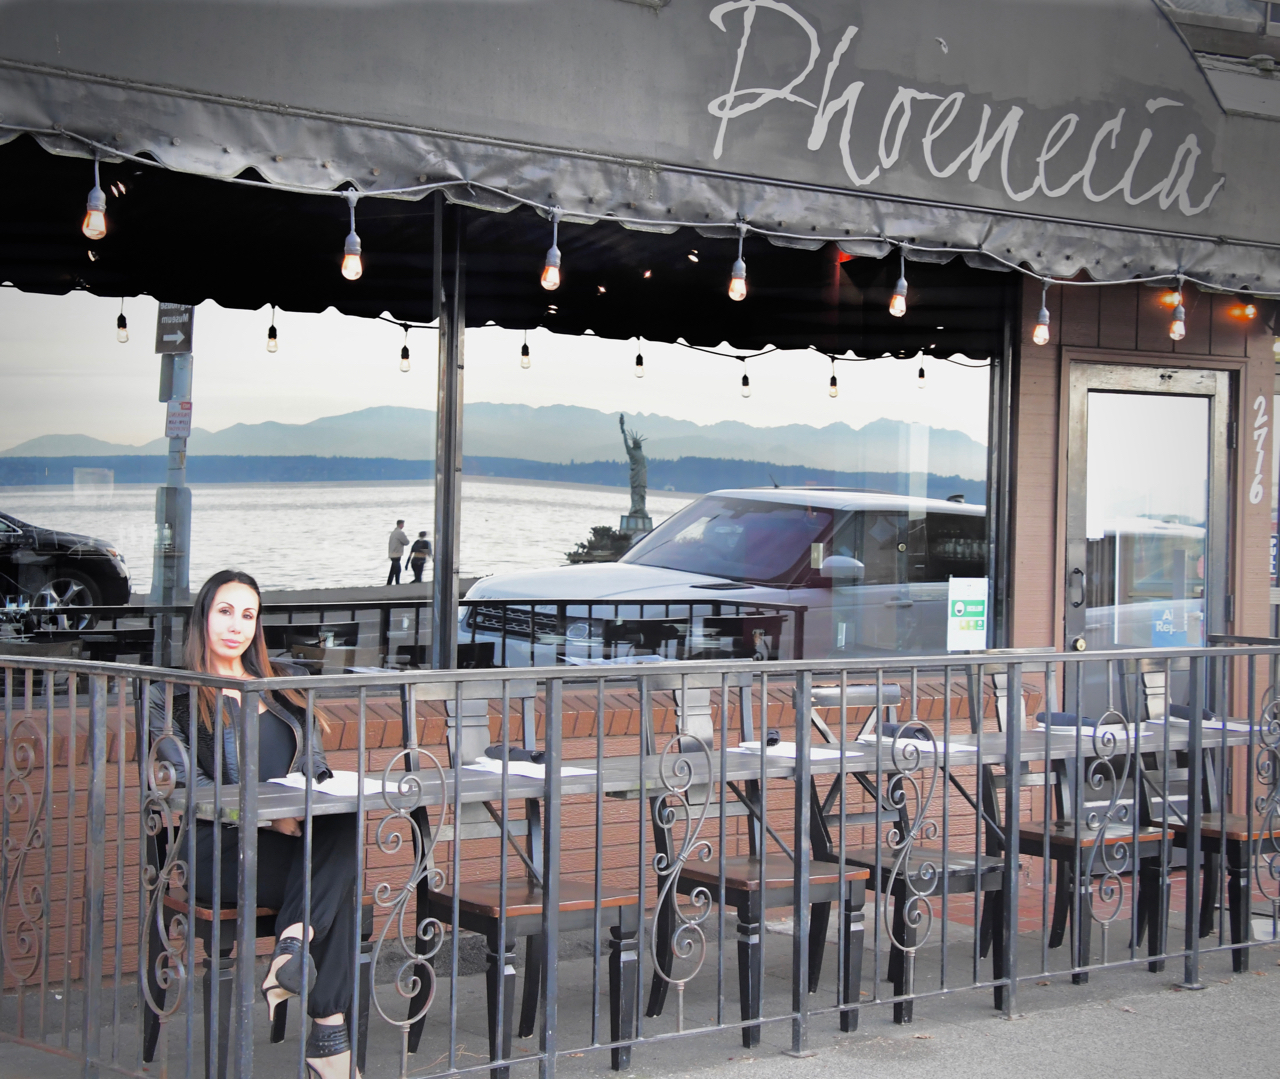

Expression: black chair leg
xmin=891 ymin=897 xmax=916 ymax=1025
xmin=355 ymin=947 xmax=372 ymax=1073
xmin=988 ymin=888 xmax=1007 ymax=1013
xmin=1048 ymin=861 xmax=1071 ymax=950
xmin=807 ymin=902 xmax=831 ymax=993
xmin=609 ymin=913 xmax=639 ymax=1071
xmin=645 ymin=866 xmax=676 ymax=1017
xmin=1227 ymin=840 xmax=1250 ymax=972
xmin=406 ymin=875 xmax=434 ymax=1054
xmin=1200 ymin=852 xmax=1221 ymax=939
xmin=142 ymin=917 xmax=166 ymax=1063
xmin=485 ymin=935 xmax=518 ymax=1079
xmin=1139 ymin=858 xmax=1168 ymax=973
xmin=839 ymin=893 xmax=865 ymax=1033
xmin=736 ymin=899 xmax=763 ymax=1048
xmin=1073 ymin=869 xmax=1093 ymax=985
xmin=517 ymin=934 xmax=544 ymax=1039
xmin=979 ymin=886 xmax=999 ymax=961
xmin=204 ymin=951 xmax=234 ymax=1079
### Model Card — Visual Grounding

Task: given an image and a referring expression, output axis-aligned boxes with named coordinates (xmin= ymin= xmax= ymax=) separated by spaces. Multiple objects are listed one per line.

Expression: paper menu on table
xmin=268 ymin=771 xmax=387 ymax=797
xmin=464 ymin=758 xmax=596 ymax=779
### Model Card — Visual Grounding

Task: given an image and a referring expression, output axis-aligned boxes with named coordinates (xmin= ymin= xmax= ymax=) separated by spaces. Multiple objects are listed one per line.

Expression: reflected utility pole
xmin=149 ymin=303 xmax=194 ymax=665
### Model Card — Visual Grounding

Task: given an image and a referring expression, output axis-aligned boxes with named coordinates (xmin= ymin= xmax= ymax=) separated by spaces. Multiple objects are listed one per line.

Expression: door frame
xmin=1063 ymin=361 xmax=1232 ymax=650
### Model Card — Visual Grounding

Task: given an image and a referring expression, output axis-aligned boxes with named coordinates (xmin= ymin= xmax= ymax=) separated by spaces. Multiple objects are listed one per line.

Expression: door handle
xmin=1070 ymin=567 xmax=1086 ymax=609
xmin=884 ymin=599 xmax=914 ymax=608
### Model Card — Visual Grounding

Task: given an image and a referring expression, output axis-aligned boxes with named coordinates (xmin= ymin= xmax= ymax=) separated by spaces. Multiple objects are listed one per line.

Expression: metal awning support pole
xmin=149 ymin=303 xmax=195 ymax=664
xmin=431 ymin=198 xmax=465 ymax=670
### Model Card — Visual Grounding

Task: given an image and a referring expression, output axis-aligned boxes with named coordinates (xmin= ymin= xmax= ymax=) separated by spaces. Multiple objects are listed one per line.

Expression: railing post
xmin=234 ymin=691 xmax=260 ymax=1077
xmin=789 ymin=671 xmax=813 ymax=1055
xmin=80 ymin=674 xmax=109 ymax=1079
xmin=539 ymin=678 xmax=562 ymax=1079
xmin=1001 ymin=663 xmax=1022 ymax=1018
xmin=1181 ymin=655 xmax=1206 ymax=989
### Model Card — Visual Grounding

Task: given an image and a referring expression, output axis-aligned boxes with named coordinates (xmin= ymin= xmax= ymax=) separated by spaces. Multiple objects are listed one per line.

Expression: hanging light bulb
xmin=541 ymin=210 xmax=562 ymax=291
xmin=116 ymin=300 xmax=129 ymax=344
xmin=634 ymin=344 xmax=645 ymax=378
xmin=399 ymin=325 xmax=411 ymax=372
xmin=740 ymin=358 xmax=751 ymax=398
xmin=82 ymin=156 xmax=107 ymax=241
xmin=729 ymin=223 xmax=748 ymax=301
xmin=889 ymin=249 xmax=907 ymax=318
xmin=917 ymin=365 xmax=926 ymax=390
xmin=266 ymin=305 xmax=278 ymax=353
xmin=828 ymin=360 xmax=838 ymax=398
xmin=1169 ymin=278 xmax=1186 ymax=341
xmin=1032 ymin=280 xmax=1051 ymax=346
xmin=341 ymin=192 xmax=363 ymax=281
xmin=521 ymin=332 xmax=531 ymax=369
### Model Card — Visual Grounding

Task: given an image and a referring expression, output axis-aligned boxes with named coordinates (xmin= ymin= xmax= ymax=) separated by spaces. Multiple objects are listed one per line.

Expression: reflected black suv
xmin=0 ymin=511 xmax=131 ymax=626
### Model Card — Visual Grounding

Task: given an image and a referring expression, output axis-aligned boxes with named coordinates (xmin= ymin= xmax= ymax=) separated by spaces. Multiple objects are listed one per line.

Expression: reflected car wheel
xmin=30 ymin=572 xmax=101 ymax=630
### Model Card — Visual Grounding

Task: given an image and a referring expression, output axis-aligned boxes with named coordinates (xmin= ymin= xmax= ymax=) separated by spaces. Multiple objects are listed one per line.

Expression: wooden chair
xmin=1139 ymin=715 xmax=1277 ymax=973
xmin=134 ymin=683 xmax=374 ymax=1079
xmin=646 ymin=679 xmax=870 ymax=1045
xmin=402 ymin=681 xmax=640 ymax=1076
xmin=830 ymin=680 xmax=1009 ymax=1022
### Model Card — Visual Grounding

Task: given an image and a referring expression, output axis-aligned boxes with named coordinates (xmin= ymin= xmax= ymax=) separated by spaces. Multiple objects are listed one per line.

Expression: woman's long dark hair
xmin=184 ymin=569 xmax=328 ymax=731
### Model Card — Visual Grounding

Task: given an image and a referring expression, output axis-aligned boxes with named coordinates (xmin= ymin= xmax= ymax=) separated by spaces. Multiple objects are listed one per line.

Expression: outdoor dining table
xmin=188 ymin=721 xmax=1256 ymax=824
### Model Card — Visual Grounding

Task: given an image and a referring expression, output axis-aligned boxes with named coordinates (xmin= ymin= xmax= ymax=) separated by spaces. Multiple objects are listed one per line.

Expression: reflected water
xmin=0 ymin=479 xmax=694 ymax=593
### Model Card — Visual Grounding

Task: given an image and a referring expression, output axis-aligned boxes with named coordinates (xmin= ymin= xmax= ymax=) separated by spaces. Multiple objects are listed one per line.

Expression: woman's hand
xmin=268 ymin=817 xmax=302 ymax=837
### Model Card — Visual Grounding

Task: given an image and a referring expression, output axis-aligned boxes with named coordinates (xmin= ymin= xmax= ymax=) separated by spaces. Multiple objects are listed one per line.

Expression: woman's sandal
xmin=260 ymin=935 xmax=316 ymax=1021
xmin=305 ymin=1020 xmax=359 ymax=1079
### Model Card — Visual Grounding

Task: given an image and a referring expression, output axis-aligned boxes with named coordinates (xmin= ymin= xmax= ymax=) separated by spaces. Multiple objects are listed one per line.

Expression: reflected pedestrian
xmin=387 ymin=518 xmax=409 ymax=585
xmin=408 ymin=530 xmax=431 ymax=583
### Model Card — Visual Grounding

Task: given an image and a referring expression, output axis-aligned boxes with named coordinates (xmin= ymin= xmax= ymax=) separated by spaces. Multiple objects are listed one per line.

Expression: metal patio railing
xmin=2 ymin=644 xmax=1279 ymax=1079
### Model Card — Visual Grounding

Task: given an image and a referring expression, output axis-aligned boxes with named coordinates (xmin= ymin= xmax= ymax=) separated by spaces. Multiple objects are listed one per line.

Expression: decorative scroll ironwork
xmin=2 ymin=712 xmax=49 ymax=994
xmin=649 ymin=734 xmax=714 ymax=1032
xmin=367 ymin=748 xmax=449 ymax=1047
xmin=1253 ymin=700 xmax=1280 ymax=924
xmin=882 ymin=723 xmax=940 ymax=998
xmin=139 ymin=730 xmax=191 ymax=1021
xmin=1081 ymin=710 xmax=1136 ymax=956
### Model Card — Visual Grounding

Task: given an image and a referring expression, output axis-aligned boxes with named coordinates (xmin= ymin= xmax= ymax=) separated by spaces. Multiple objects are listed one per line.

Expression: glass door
xmin=1065 ymin=365 xmax=1230 ymax=654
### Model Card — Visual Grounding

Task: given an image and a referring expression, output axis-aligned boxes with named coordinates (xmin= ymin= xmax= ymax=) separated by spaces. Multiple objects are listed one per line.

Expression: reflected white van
xmin=460 ymin=489 xmax=988 ymax=665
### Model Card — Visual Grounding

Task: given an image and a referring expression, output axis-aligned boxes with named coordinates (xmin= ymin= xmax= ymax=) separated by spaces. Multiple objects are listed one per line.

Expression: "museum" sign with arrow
xmin=154 ymin=302 xmax=194 ymax=354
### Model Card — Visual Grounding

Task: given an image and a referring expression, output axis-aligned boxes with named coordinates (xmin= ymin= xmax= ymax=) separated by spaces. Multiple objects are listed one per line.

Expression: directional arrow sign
xmin=154 ymin=303 xmax=194 ymax=354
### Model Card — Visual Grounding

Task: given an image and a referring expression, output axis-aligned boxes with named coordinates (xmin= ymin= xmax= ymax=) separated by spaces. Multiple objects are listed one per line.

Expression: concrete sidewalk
xmin=2 ymin=937 xmax=1275 ymax=1079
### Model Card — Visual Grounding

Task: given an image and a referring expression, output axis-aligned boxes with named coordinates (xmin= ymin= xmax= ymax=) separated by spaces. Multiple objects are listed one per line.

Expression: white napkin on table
xmin=268 ymin=770 xmax=387 ymax=797
xmin=464 ymin=758 xmax=596 ymax=779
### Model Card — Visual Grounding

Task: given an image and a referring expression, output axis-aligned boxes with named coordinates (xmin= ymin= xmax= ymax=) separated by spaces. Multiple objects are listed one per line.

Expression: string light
xmin=1169 ymin=276 xmax=1186 ymax=341
xmin=399 ymin=324 xmax=411 ymax=372
xmin=266 ymin=305 xmax=278 ymax=353
xmin=1032 ymin=280 xmax=1051 ymax=346
xmin=740 ymin=357 xmax=751 ymax=398
xmin=341 ymin=192 xmax=363 ymax=281
xmin=917 ymin=364 xmax=926 ymax=390
xmin=828 ymin=359 xmax=838 ymax=398
xmin=116 ymin=299 xmax=128 ymax=344
xmin=729 ymin=223 xmax=747 ymax=302
xmin=521 ymin=331 xmax=531 ymax=369
xmin=82 ymin=155 xmax=106 ymax=241
xmin=541 ymin=210 xmax=562 ymax=291
xmin=889 ymin=249 xmax=907 ymax=318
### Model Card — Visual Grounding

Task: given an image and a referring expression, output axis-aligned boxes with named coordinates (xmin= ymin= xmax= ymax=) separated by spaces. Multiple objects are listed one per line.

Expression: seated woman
xmin=149 ymin=569 xmax=359 ymax=1079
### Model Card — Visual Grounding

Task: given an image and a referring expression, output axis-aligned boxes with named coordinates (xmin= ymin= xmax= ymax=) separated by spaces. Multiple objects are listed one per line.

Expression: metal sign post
xmin=150 ymin=303 xmax=195 ymax=664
